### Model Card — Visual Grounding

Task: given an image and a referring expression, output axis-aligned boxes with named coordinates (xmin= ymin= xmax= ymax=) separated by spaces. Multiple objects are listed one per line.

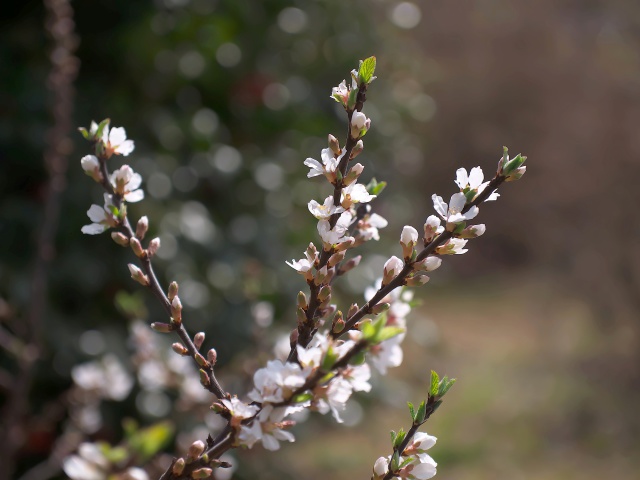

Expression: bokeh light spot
xmin=390 ymin=2 xmax=422 ymax=29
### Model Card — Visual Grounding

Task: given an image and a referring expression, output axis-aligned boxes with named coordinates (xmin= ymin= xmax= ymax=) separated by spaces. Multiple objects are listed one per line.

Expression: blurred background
xmin=1 ymin=0 xmax=639 ymax=479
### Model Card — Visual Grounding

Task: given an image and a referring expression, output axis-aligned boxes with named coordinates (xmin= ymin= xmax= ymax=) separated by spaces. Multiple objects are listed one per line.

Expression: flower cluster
xmin=372 ymin=433 xmax=438 ymax=480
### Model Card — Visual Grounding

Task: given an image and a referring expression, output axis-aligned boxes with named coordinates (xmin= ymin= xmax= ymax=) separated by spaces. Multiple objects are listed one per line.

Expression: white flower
xmin=369 ymin=334 xmax=404 ymax=375
xmin=415 ymin=256 xmax=442 ymax=272
xmin=308 ymin=196 xmax=344 ymax=220
xmin=314 ymin=376 xmax=353 ymax=423
xmin=342 ymin=363 xmax=372 ymax=393
xmin=411 ymin=432 xmax=437 ymax=453
xmin=432 ymin=192 xmax=479 ymax=226
xmin=241 ymin=405 xmax=295 ymax=451
xmin=63 ymin=443 xmax=109 ymax=480
xmin=405 ymin=460 xmax=437 ymax=480
xmin=248 ymin=360 xmax=308 ymax=404
xmin=436 ymin=237 xmax=468 ymax=255
xmin=317 ymin=211 xmax=354 ymax=245
xmin=71 ymin=354 xmax=134 ymax=401
xmin=81 ymin=155 xmax=101 ymax=179
xmin=423 ymin=215 xmax=443 ymax=242
xmin=304 ymin=148 xmax=341 ymax=179
xmin=341 ymin=182 xmax=375 ymax=207
xmin=455 ymin=166 xmax=499 ymax=201
xmin=296 ymin=344 xmax=324 ymax=371
xmin=110 ymin=165 xmax=144 ymax=203
xmin=102 ymin=125 xmax=135 ymax=156
xmin=331 ymin=80 xmax=349 ymax=105
xmin=122 ymin=467 xmax=149 ymax=480
xmin=81 ymin=194 xmax=117 ymax=235
xmin=222 ymin=396 xmax=259 ymax=420
xmin=358 ymin=213 xmax=388 ymax=241
xmin=285 ymin=257 xmax=313 ymax=274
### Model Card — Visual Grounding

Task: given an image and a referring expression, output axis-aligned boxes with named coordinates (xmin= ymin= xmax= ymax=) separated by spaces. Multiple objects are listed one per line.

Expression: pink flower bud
xmin=328 ymin=134 xmax=341 ymax=155
xmin=171 ymin=296 xmax=182 ymax=322
xmin=168 ymin=281 xmax=178 ymax=301
xmin=382 ymin=255 xmax=404 ymax=285
xmin=406 ymin=274 xmax=430 ymax=287
xmin=414 ymin=256 xmax=442 ymax=272
xmin=172 ymin=342 xmax=188 ymax=355
xmin=111 ymin=231 xmax=129 ymax=247
xmin=172 ymin=458 xmax=185 ymax=475
xmin=129 ymin=237 xmax=144 ymax=258
xmin=151 ymin=322 xmax=172 ymax=333
xmin=188 ymin=440 xmax=205 ymax=460
xmin=191 ymin=468 xmax=213 ymax=479
xmin=350 ymin=140 xmax=364 ymax=159
xmin=147 ymin=237 xmax=160 ymax=256
xmin=194 ymin=332 xmax=205 ymax=350
xmin=128 ymin=263 xmax=149 ymax=286
xmin=136 ymin=216 xmax=148 ymax=239
xmin=207 ymin=348 xmax=217 ymax=365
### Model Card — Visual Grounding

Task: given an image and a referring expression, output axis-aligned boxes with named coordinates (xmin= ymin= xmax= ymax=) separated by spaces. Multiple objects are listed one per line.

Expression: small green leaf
xmin=390 ymin=430 xmax=397 ymax=444
xmin=438 ymin=377 xmax=456 ymax=397
xmin=503 ymin=153 xmax=526 ymax=175
xmin=415 ymin=400 xmax=427 ymax=424
xmin=360 ymin=320 xmax=376 ymax=340
xmin=291 ymin=392 xmax=313 ymax=404
xmin=366 ymin=178 xmax=387 ymax=196
xmin=358 ymin=56 xmax=377 ymax=84
xmin=321 ymin=345 xmax=339 ymax=370
xmin=391 ymin=451 xmax=400 ymax=471
xmin=376 ymin=326 xmax=405 ymax=343
xmin=349 ymin=350 xmax=366 ymax=366
xmin=393 ymin=428 xmax=406 ymax=448
xmin=78 ymin=127 xmax=90 ymax=140
xmin=127 ymin=421 xmax=174 ymax=461
xmin=347 ymin=88 xmax=358 ymax=109
xmin=399 ymin=457 xmax=414 ymax=469
xmin=95 ymin=118 xmax=110 ymax=140
xmin=407 ymin=402 xmax=415 ymax=420
xmin=429 ymin=370 xmax=440 ymax=397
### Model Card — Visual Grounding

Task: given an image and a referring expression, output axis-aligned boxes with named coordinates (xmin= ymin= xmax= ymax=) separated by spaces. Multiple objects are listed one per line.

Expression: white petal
xmin=261 ymin=434 xmax=281 ymax=451
xmin=86 ymin=204 xmax=106 ymax=223
xmin=109 ymin=127 xmax=127 ymax=145
xmin=463 ymin=205 xmax=479 ymax=220
xmin=81 ymin=155 xmax=99 ymax=172
xmin=81 ymin=223 xmax=106 ymax=235
xmin=455 ymin=168 xmax=468 ymax=189
xmin=468 ymin=166 xmax=484 ymax=189
xmin=124 ymin=190 xmax=145 ymax=203
xmin=431 ymin=194 xmax=448 ymax=219
xmin=127 ymin=172 xmax=142 ymax=190
xmin=116 ymin=140 xmax=135 ymax=156
xmin=448 ymin=192 xmax=467 ymax=214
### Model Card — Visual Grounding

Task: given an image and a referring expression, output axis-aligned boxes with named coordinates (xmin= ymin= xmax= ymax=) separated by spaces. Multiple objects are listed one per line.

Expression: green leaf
xmin=127 ymin=421 xmax=174 ymax=461
xmin=415 ymin=400 xmax=427 ymax=424
xmin=95 ymin=118 xmax=110 ymax=140
xmin=291 ymin=392 xmax=313 ymax=404
xmin=438 ymin=377 xmax=457 ymax=397
xmin=366 ymin=178 xmax=387 ymax=196
xmin=360 ymin=320 xmax=376 ymax=341
xmin=393 ymin=428 xmax=406 ymax=448
xmin=78 ymin=127 xmax=90 ymax=140
xmin=390 ymin=430 xmax=397 ymax=444
xmin=391 ymin=451 xmax=400 ymax=471
xmin=503 ymin=153 xmax=526 ymax=175
xmin=399 ymin=457 xmax=414 ymax=469
xmin=349 ymin=350 xmax=366 ymax=366
xmin=376 ymin=326 xmax=405 ymax=343
xmin=429 ymin=370 xmax=440 ymax=397
xmin=347 ymin=87 xmax=358 ymax=109
xmin=321 ymin=345 xmax=339 ymax=371
xmin=358 ymin=56 xmax=377 ymax=84
xmin=407 ymin=402 xmax=415 ymax=421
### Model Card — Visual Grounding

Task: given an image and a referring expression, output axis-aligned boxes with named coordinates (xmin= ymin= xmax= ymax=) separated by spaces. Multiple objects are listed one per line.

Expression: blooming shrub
xmin=69 ymin=57 xmax=527 ymax=480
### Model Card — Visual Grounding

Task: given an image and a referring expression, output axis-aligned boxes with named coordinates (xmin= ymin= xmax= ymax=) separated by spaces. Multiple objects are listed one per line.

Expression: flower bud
xmin=194 ymin=332 xmax=205 ymax=350
xmin=168 ymin=281 xmax=179 ymax=301
xmin=111 ymin=231 xmax=129 ymax=247
xmin=80 ymin=155 xmax=103 ymax=183
xmin=350 ymin=140 xmax=364 ymax=159
xmin=187 ymin=440 xmax=205 ymax=461
xmin=335 ymin=237 xmax=355 ymax=252
xmin=297 ymin=291 xmax=308 ymax=310
xmin=207 ymin=348 xmax=217 ymax=366
xmin=172 ymin=458 xmax=185 ymax=475
xmin=350 ymin=111 xmax=370 ymax=138
xmin=172 ymin=342 xmax=188 ymax=355
xmin=296 ymin=307 xmax=307 ymax=325
xmin=136 ymin=216 xmax=149 ymax=240
xmin=328 ymin=250 xmax=346 ymax=268
xmin=332 ymin=311 xmax=345 ymax=333
xmin=290 ymin=328 xmax=299 ymax=345
xmin=373 ymin=456 xmax=389 ymax=477
xmin=129 ymin=237 xmax=145 ymax=258
xmin=318 ymin=285 xmax=332 ymax=302
xmin=191 ymin=468 xmax=213 ymax=479
xmin=194 ymin=353 xmax=208 ymax=367
xmin=505 ymin=165 xmax=526 ymax=182
xmin=339 ymin=255 xmax=361 ymax=275
xmin=147 ymin=237 xmax=161 ymax=256
xmin=328 ymin=134 xmax=341 ymax=155
xmin=314 ymin=265 xmax=328 ymax=286
xmin=406 ymin=274 xmax=430 ymax=287
xmin=171 ymin=296 xmax=182 ymax=323
xmin=348 ymin=303 xmax=358 ymax=318
xmin=459 ymin=224 xmax=486 ymax=239
xmin=343 ymin=163 xmax=364 ymax=186
xmin=424 ymin=215 xmax=442 ymax=243
xmin=400 ymin=225 xmax=419 ymax=259
xmin=414 ymin=256 xmax=442 ymax=272
xmin=382 ymin=256 xmax=404 ymax=286
xmin=151 ymin=322 xmax=172 ymax=333
xmin=128 ymin=264 xmax=149 ymax=286
xmin=371 ymin=302 xmax=390 ymax=315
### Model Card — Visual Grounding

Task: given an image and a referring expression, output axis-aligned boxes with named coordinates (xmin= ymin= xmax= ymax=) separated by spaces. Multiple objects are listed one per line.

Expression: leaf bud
xmin=207 ymin=348 xmax=217 ymax=366
xmin=129 ymin=237 xmax=145 ymax=258
xmin=296 ymin=307 xmax=307 ymax=325
xmin=347 ymin=303 xmax=359 ymax=318
xmin=136 ymin=216 xmax=149 ymax=239
xmin=318 ymin=285 xmax=332 ymax=302
xmin=172 ymin=458 xmax=185 ymax=475
xmin=332 ymin=311 xmax=345 ymax=333
xmin=194 ymin=353 xmax=208 ymax=367
xmin=111 ymin=231 xmax=129 ymax=247
xmin=297 ymin=291 xmax=308 ymax=310
xmin=168 ymin=281 xmax=179 ymax=301
xmin=199 ymin=369 xmax=210 ymax=387
xmin=328 ymin=134 xmax=341 ymax=155
xmin=147 ymin=237 xmax=161 ymax=256
xmin=172 ymin=342 xmax=188 ymax=355
xmin=128 ymin=264 xmax=149 ymax=286
xmin=194 ymin=332 xmax=205 ymax=350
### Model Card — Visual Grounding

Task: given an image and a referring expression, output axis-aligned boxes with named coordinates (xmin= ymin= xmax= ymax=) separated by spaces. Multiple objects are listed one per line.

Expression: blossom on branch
xmin=102 ymin=125 xmax=135 ymax=156
xmin=317 ymin=211 xmax=354 ymax=245
xmin=432 ymin=192 xmax=479 ymax=228
xmin=308 ymin=196 xmax=344 ymax=220
xmin=81 ymin=193 xmax=118 ymax=235
xmin=110 ymin=165 xmax=144 ymax=203
xmin=455 ymin=166 xmax=499 ymax=202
